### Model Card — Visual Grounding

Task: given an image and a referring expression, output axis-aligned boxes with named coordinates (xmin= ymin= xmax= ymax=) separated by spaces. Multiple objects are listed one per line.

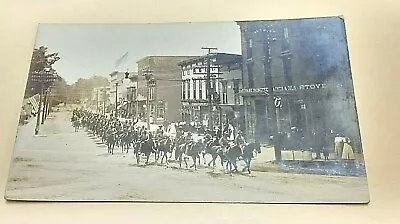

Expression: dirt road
xmin=5 ymin=110 xmax=369 ymax=203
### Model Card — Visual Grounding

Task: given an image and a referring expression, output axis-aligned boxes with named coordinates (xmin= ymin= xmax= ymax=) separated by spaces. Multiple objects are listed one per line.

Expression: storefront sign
xmin=239 ymin=83 xmax=327 ymax=95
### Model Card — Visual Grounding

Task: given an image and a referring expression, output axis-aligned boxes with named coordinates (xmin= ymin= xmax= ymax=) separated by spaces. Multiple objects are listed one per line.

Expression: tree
xmin=50 ymin=76 xmax=69 ymax=105
xmin=25 ymin=46 xmax=60 ymax=98
xmin=68 ymin=75 xmax=110 ymax=103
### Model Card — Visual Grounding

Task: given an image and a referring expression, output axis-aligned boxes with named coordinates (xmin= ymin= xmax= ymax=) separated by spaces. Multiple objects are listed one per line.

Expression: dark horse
xmin=202 ymin=140 xmax=225 ymax=169
xmin=135 ymin=139 xmax=156 ymax=165
xmin=106 ymin=131 xmax=117 ymax=155
xmin=121 ymin=131 xmax=134 ymax=153
xmin=225 ymin=142 xmax=261 ymax=174
xmin=72 ymin=119 xmax=80 ymax=132
xmin=184 ymin=141 xmax=203 ymax=170
xmin=158 ymin=137 xmax=173 ymax=164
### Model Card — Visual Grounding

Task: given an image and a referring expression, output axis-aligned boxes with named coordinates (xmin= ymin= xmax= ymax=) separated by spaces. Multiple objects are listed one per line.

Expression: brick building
xmin=136 ymin=56 xmax=196 ymax=123
xmin=237 ymin=17 xmax=362 ymax=152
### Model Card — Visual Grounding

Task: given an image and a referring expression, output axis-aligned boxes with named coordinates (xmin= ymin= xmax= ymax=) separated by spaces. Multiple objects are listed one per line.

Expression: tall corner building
xmin=237 ymin=17 xmax=362 ymax=152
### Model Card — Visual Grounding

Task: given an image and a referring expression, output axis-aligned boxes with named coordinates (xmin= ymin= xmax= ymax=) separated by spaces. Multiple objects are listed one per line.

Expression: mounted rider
xmin=234 ymin=131 xmax=246 ymax=148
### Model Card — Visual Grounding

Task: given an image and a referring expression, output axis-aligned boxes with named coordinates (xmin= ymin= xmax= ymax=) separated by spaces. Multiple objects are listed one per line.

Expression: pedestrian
xmin=334 ymin=133 xmax=346 ymax=159
xmin=341 ymin=138 xmax=355 ymax=160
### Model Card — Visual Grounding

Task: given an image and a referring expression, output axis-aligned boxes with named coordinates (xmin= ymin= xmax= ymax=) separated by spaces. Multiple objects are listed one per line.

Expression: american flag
xmin=114 ymin=52 xmax=129 ymax=68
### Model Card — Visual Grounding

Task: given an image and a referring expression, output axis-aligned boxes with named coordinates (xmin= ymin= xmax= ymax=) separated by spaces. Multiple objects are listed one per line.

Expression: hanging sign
xmin=274 ymin=96 xmax=282 ymax=108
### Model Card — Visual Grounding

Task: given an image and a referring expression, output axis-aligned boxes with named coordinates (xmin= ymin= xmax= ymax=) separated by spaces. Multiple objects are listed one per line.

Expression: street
xmin=5 ymin=109 xmax=369 ymax=203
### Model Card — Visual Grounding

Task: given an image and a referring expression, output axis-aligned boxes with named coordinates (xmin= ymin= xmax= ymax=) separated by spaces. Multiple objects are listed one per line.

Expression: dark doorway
xmin=254 ymin=99 xmax=268 ymax=142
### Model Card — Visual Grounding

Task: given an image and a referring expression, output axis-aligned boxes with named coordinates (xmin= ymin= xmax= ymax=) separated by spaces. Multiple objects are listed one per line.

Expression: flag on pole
xmin=115 ymin=52 xmax=129 ymax=68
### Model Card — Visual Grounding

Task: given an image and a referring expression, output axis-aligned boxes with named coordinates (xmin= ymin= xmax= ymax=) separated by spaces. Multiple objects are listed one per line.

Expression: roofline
xmin=136 ymin=55 xmax=200 ymax=64
xmin=177 ymin=53 xmax=242 ymax=66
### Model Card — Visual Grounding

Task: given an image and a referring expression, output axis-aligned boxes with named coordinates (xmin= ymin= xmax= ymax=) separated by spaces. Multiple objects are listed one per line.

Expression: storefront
xmin=241 ymin=82 xmax=329 ymax=146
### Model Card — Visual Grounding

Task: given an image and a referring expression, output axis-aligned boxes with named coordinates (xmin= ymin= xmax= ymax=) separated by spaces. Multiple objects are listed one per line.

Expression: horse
xmin=106 ymin=131 xmax=117 ymax=155
xmin=202 ymin=139 xmax=225 ymax=169
xmin=135 ymin=139 xmax=156 ymax=165
xmin=184 ymin=141 xmax=204 ymax=170
xmin=174 ymin=142 xmax=190 ymax=169
xmin=121 ymin=131 xmax=134 ymax=153
xmin=225 ymin=142 xmax=261 ymax=174
xmin=72 ymin=119 xmax=80 ymax=132
xmin=158 ymin=137 xmax=173 ymax=164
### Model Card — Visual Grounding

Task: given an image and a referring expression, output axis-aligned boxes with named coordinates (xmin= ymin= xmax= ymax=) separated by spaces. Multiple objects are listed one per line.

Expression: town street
xmin=5 ymin=109 xmax=369 ymax=203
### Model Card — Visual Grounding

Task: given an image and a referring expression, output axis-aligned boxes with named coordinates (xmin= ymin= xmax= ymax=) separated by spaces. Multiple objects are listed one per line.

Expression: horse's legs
xmin=220 ymin=154 xmax=225 ymax=168
xmin=136 ymin=151 xmax=140 ymax=165
xmin=160 ymin=152 xmax=165 ymax=163
xmin=184 ymin=156 xmax=188 ymax=168
xmin=202 ymin=152 xmax=207 ymax=165
xmin=193 ymin=156 xmax=197 ymax=170
xmin=197 ymin=154 xmax=201 ymax=166
xmin=233 ymin=159 xmax=238 ymax=172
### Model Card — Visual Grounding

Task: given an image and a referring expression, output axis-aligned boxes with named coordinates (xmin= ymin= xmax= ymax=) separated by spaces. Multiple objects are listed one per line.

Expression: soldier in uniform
xmin=156 ymin=125 xmax=164 ymax=138
xmin=234 ymin=131 xmax=246 ymax=147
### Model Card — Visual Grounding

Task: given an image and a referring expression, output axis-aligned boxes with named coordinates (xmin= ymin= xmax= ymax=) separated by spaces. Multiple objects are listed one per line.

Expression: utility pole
xmin=201 ymin=47 xmax=218 ymax=132
xmin=96 ymin=89 xmax=99 ymax=112
xmin=46 ymin=90 xmax=51 ymax=116
xmin=146 ymin=80 xmax=151 ymax=130
xmin=143 ymin=68 xmax=153 ymax=130
xmin=102 ymin=88 xmax=106 ymax=115
xmin=35 ymin=83 xmax=44 ymax=135
xmin=154 ymin=80 xmax=158 ymax=124
xmin=41 ymin=89 xmax=48 ymax=125
xmin=115 ymin=83 xmax=119 ymax=117
xmin=261 ymin=24 xmax=282 ymax=161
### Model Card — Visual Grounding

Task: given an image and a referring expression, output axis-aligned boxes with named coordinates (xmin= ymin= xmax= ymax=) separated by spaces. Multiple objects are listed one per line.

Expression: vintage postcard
xmin=5 ymin=16 xmax=369 ymax=203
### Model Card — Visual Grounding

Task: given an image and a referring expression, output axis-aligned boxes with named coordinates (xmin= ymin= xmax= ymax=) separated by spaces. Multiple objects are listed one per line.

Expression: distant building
xmin=136 ymin=56 xmax=197 ymax=123
xmin=109 ymin=71 xmax=138 ymax=117
xmin=237 ymin=18 xmax=362 ymax=152
xmin=178 ymin=53 xmax=242 ymax=128
xmin=91 ymin=86 xmax=111 ymax=114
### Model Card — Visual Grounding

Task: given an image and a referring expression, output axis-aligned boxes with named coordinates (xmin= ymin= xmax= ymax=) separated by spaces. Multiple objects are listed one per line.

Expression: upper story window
xmin=182 ymin=81 xmax=186 ymax=99
xmin=193 ymin=79 xmax=197 ymax=99
xmin=284 ymin=27 xmax=289 ymax=39
xmin=246 ymin=38 xmax=253 ymax=59
xmin=247 ymin=64 xmax=254 ymax=88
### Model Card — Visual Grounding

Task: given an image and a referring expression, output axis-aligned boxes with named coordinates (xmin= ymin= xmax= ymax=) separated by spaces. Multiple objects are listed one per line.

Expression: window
xmin=193 ymin=79 xmax=197 ymax=99
xmin=199 ymin=80 xmax=203 ymax=100
xmin=221 ymin=81 xmax=228 ymax=104
xmin=187 ymin=80 xmax=191 ymax=99
xmin=247 ymin=64 xmax=254 ymax=88
xmin=233 ymin=79 xmax=240 ymax=104
xmin=284 ymin=27 xmax=289 ymax=39
xmin=246 ymin=38 xmax=253 ymax=59
xmin=182 ymin=81 xmax=186 ymax=99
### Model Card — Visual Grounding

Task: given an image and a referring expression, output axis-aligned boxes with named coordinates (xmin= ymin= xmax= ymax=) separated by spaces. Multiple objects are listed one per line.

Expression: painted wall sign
xmin=239 ymin=83 xmax=327 ymax=95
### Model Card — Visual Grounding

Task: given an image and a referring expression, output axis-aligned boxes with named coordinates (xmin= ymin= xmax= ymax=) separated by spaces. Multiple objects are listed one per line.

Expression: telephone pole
xmin=260 ymin=24 xmax=282 ymax=161
xmin=35 ymin=84 xmax=44 ymax=135
xmin=143 ymin=68 xmax=153 ymax=130
xmin=115 ymin=83 xmax=119 ymax=117
xmin=96 ymin=89 xmax=99 ymax=112
xmin=201 ymin=47 xmax=218 ymax=132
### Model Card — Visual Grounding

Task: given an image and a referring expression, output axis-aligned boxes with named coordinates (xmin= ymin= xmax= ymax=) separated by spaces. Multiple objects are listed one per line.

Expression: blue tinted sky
xmin=34 ymin=22 xmax=242 ymax=84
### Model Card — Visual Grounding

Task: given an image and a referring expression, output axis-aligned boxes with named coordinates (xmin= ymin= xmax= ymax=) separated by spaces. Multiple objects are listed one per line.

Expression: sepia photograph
xmin=4 ymin=16 xmax=369 ymax=203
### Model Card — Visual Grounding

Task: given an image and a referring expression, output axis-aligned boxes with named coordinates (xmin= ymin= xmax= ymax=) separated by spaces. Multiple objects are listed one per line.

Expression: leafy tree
xmin=68 ymin=75 xmax=110 ymax=103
